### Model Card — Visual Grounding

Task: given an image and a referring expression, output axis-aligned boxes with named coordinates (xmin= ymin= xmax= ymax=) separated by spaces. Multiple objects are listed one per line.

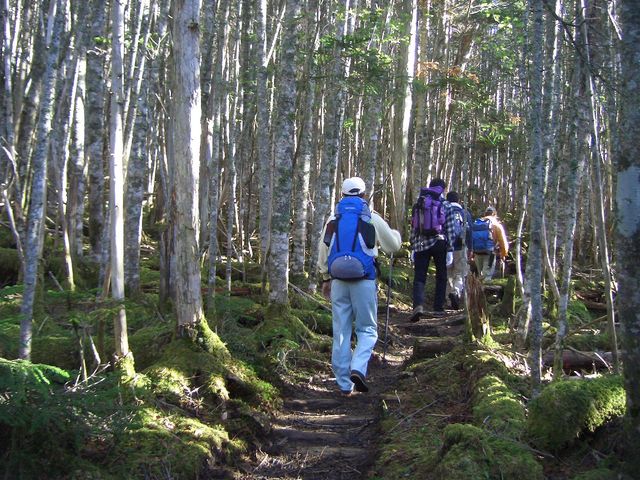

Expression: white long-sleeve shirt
xmin=317 ymin=210 xmax=402 ymax=280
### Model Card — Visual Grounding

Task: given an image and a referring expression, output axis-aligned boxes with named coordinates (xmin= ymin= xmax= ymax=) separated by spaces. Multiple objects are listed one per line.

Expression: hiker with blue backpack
xmin=444 ymin=191 xmax=473 ymax=310
xmin=409 ymin=178 xmax=459 ymax=321
xmin=318 ymin=177 xmax=402 ymax=396
xmin=470 ymin=206 xmax=509 ymax=281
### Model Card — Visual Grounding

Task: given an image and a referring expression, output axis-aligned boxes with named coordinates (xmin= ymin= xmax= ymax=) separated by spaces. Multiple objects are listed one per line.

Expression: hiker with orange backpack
xmin=470 ymin=206 xmax=509 ymax=281
xmin=318 ymin=177 xmax=402 ymax=396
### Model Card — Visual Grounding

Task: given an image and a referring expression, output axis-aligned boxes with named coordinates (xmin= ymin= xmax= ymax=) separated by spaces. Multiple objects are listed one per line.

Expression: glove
xmin=322 ymin=280 xmax=332 ymax=300
xmin=446 ymin=252 xmax=453 ymax=266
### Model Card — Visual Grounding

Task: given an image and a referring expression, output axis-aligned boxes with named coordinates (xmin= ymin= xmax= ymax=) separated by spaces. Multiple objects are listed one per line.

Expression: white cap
xmin=341 ymin=177 xmax=366 ymax=196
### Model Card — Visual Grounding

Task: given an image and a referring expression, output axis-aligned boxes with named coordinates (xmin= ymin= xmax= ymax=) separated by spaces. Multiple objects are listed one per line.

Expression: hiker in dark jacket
xmin=444 ymin=191 xmax=471 ymax=310
xmin=318 ymin=177 xmax=401 ymax=396
xmin=409 ymin=178 xmax=458 ymax=321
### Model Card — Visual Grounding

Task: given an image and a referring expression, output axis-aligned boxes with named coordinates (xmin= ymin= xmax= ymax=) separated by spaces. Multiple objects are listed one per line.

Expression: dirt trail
xmin=240 ymin=308 xmax=458 ymax=480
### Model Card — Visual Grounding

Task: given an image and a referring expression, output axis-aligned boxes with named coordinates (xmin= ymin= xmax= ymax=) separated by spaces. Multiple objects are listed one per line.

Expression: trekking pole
xmin=383 ymin=253 xmax=394 ymax=363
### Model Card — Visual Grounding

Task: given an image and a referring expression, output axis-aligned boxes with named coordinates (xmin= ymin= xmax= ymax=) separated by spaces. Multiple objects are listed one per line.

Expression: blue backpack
xmin=324 ymin=196 xmax=377 ymax=280
xmin=471 ymin=218 xmax=495 ymax=254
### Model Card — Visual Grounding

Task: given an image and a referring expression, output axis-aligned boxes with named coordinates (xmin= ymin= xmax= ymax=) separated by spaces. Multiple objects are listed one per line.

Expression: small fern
xmin=0 ymin=359 xmax=131 ymax=478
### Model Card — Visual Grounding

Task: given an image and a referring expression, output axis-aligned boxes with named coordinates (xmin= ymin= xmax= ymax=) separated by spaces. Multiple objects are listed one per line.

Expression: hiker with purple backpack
xmin=409 ymin=178 xmax=459 ymax=321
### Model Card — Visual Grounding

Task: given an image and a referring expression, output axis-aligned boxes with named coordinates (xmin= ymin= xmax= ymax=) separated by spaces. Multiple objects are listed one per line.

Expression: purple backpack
xmin=411 ymin=186 xmax=445 ymax=236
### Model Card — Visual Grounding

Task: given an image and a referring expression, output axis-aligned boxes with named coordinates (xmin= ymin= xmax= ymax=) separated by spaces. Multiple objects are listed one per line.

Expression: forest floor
xmin=237 ymin=306 xmax=455 ymax=480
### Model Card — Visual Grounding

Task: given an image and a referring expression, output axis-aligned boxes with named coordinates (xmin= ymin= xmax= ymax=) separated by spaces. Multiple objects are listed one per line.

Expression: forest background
xmin=1 ymin=0 xmax=639 ymax=478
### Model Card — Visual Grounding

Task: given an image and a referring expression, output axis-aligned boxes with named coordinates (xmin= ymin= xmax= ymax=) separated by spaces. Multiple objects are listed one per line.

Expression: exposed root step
xmin=276 ymin=413 xmax=376 ymax=427
xmin=400 ymin=322 xmax=464 ymax=337
xmin=272 ymin=427 xmax=358 ymax=445
xmin=278 ymin=445 xmax=371 ymax=461
xmin=284 ymin=397 xmax=345 ymax=412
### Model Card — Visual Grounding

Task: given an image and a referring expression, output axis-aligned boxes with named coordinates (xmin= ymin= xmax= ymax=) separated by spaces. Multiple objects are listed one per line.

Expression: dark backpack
xmin=324 ymin=196 xmax=377 ymax=280
xmin=411 ymin=187 xmax=445 ymax=236
xmin=471 ymin=218 xmax=495 ymax=254
xmin=448 ymin=204 xmax=465 ymax=249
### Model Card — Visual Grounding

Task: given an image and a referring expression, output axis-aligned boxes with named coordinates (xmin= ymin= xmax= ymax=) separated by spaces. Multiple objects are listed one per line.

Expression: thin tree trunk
xmin=206 ymin=1 xmax=228 ymax=314
xmin=308 ymin=0 xmax=351 ymax=292
xmin=256 ymin=0 xmax=272 ymax=278
xmin=19 ymin=0 xmax=64 ymax=360
xmin=269 ymin=0 xmax=300 ymax=304
xmin=579 ymin=0 xmax=620 ymax=372
xmin=291 ymin=0 xmax=318 ymax=277
xmin=526 ymin=0 xmax=546 ymax=397
xmin=87 ymin=0 xmax=107 ymax=261
xmin=109 ymin=0 xmax=133 ymax=373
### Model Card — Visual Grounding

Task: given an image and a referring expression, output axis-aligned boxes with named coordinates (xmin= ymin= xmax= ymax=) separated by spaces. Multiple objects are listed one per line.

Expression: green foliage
xmin=527 ymin=375 xmax=626 ymax=451
xmin=0 ymin=247 xmax=20 ymax=286
xmin=0 ymin=359 xmax=131 ymax=479
xmin=567 ymin=299 xmax=593 ymax=325
xmin=315 ymin=7 xmax=401 ymax=96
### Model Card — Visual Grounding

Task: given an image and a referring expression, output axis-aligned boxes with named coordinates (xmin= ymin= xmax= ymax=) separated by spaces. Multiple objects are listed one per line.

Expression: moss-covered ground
xmin=0 ymin=252 xmax=631 ymax=479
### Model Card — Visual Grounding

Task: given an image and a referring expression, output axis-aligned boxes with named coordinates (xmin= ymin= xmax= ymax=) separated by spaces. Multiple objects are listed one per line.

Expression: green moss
xmin=571 ymin=468 xmax=618 ymax=480
xmin=565 ymin=332 xmax=611 ymax=351
xmin=128 ymin=324 xmax=173 ymax=370
xmin=473 ymin=375 xmax=526 ymax=439
xmin=31 ymin=335 xmax=78 ymax=369
xmin=434 ymin=424 xmax=543 ymax=480
xmin=567 ymin=299 xmax=593 ymax=325
xmin=252 ymin=304 xmax=318 ymax=350
xmin=143 ymin=337 xmax=279 ymax=412
xmin=114 ymin=407 xmax=231 ymax=479
xmin=527 ymin=375 xmax=626 ymax=451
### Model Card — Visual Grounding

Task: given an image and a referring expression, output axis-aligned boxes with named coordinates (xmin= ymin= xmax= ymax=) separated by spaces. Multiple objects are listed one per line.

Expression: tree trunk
xmin=290 ymin=2 xmax=318 ymax=278
xmin=579 ymin=0 xmax=620 ymax=373
xmin=170 ymin=0 xmax=206 ymax=331
xmin=19 ymin=0 xmax=64 ymax=360
xmin=525 ymin=0 xmax=546 ymax=397
xmin=616 ymin=0 xmax=640 ymax=466
xmin=269 ymin=0 xmax=300 ymax=305
xmin=109 ymin=0 xmax=133 ymax=374
xmin=256 ymin=0 xmax=271 ymax=276
xmin=86 ymin=0 xmax=107 ymax=261
xmin=390 ymin=0 xmax=417 ymax=231
xmin=308 ymin=1 xmax=351 ymax=291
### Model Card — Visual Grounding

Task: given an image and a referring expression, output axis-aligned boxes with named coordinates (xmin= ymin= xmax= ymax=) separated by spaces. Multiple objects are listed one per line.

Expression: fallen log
xmin=412 ymin=337 xmax=458 ymax=360
xmin=542 ymin=349 xmax=613 ymax=371
xmin=581 ymin=300 xmax=607 ymax=312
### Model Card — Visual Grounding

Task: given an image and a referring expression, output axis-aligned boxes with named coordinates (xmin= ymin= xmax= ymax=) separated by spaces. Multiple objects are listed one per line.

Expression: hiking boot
xmin=449 ymin=293 xmax=460 ymax=310
xmin=431 ymin=309 xmax=446 ymax=318
xmin=350 ymin=370 xmax=369 ymax=393
xmin=409 ymin=305 xmax=424 ymax=323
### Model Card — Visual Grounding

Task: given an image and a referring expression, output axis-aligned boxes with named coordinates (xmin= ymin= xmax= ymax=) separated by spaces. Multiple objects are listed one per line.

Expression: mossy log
xmin=542 ymin=349 xmax=613 ymax=372
xmin=412 ymin=337 xmax=458 ymax=359
xmin=527 ymin=375 xmax=626 ymax=451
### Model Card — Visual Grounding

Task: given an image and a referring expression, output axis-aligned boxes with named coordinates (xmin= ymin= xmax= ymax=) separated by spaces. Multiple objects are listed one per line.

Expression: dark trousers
xmin=413 ymin=239 xmax=447 ymax=311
